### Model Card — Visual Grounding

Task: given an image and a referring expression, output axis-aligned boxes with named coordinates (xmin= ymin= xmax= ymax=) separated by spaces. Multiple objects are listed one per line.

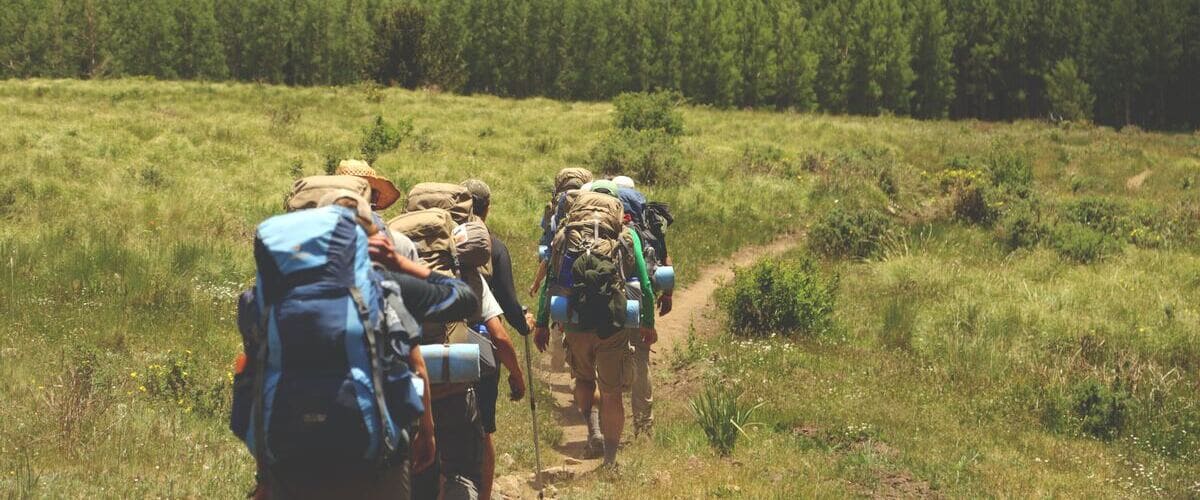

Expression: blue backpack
xmin=231 ymin=205 xmax=422 ymax=469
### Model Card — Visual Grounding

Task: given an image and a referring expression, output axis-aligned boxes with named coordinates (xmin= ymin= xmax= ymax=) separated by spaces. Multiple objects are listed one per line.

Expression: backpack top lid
xmin=405 ymin=182 xmax=474 ymax=225
xmin=554 ymin=168 xmax=593 ymax=194
xmin=564 ymin=190 xmax=624 ymax=235
xmin=254 ymin=204 xmax=373 ymax=303
xmin=287 ymin=175 xmax=371 ymax=212
xmin=387 ymin=208 xmax=458 ymax=277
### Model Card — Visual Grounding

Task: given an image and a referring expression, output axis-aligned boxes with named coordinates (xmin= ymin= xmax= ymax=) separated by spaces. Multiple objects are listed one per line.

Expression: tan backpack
xmin=387 ymin=208 xmax=458 ymax=277
xmin=405 ymin=183 xmax=474 ymax=225
xmin=453 ymin=220 xmax=493 ymax=269
xmin=549 ymin=191 xmax=627 ymax=291
xmin=286 ymin=175 xmax=371 ymax=212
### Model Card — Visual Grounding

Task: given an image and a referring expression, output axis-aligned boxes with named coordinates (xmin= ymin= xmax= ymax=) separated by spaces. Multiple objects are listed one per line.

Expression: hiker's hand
xmin=525 ymin=312 xmax=536 ymax=333
xmin=657 ymin=293 xmax=673 ymax=316
xmin=528 ymin=282 xmax=540 ymax=298
xmin=533 ymin=326 xmax=550 ymax=352
xmin=508 ymin=373 xmax=526 ymax=401
xmin=641 ymin=327 xmax=658 ymax=347
xmin=367 ymin=232 xmax=397 ymax=268
xmin=411 ymin=427 xmax=436 ymax=473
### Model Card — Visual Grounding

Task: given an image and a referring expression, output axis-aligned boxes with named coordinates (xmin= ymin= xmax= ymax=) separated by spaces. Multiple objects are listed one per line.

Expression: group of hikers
xmin=230 ymin=159 xmax=674 ymax=499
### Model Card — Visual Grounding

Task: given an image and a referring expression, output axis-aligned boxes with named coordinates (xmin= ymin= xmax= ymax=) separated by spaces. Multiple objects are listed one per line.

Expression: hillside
xmin=0 ymin=79 xmax=1197 ymax=498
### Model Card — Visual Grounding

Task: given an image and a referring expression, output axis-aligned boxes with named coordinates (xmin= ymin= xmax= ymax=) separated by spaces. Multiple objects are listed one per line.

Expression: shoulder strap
xmin=349 ymin=286 xmax=397 ymax=465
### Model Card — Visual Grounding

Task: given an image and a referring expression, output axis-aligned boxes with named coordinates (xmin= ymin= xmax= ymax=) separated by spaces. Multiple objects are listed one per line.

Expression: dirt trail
xmin=1126 ymin=169 xmax=1152 ymax=190
xmin=494 ymin=234 xmax=802 ymax=499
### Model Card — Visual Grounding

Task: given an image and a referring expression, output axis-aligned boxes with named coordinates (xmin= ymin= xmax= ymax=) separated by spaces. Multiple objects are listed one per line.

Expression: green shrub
xmin=718 ymin=256 xmax=837 ymax=337
xmin=1062 ymin=196 xmax=1129 ymax=236
xmin=1072 ymin=379 xmax=1130 ymax=440
xmin=612 ymin=90 xmax=684 ymax=136
xmin=1051 ymin=222 xmax=1122 ymax=263
xmin=985 ymin=147 xmax=1034 ymax=195
xmin=589 ymin=129 xmax=688 ymax=185
xmin=995 ymin=200 xmax=1047 ymax=250
xmin=691 ymin=387 xmax=762 ymax=456
xmin=360 ymin=115 xmax=413 ymax=163
xmin=809 ymin=208 xmax=896 ymax=260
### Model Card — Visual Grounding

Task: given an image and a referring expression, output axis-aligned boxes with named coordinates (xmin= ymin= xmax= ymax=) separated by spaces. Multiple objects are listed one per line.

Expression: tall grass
xmin=691 ymin=387 xmax=763 ymax=457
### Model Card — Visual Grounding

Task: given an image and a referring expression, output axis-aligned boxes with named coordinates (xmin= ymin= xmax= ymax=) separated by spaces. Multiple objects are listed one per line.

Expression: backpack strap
xmin=251 ymin=306 xmax=270 ymax=465
xmin=349 ymin=286 xmax=397 ymax=465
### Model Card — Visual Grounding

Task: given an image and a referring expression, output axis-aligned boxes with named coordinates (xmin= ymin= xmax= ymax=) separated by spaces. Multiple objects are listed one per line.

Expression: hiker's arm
xmin=369 ymin=232 xmax=432 ymax=279
xmin=382 ymin=271 xmax=479 ymax=324
xmin=487 ymin=237 xmax=530 ymax=336
xmin=627 ymin=229 xmax=656 ymax=330
xmin=529 ymin=259 xmax=548 ymax=298
xmin=484 ymin=316 xmax=526 ymax=401
xmin=533 ymin=278 xmax=551 ymax=351
xmin=407 ymin=345 xmax=436 ymax=472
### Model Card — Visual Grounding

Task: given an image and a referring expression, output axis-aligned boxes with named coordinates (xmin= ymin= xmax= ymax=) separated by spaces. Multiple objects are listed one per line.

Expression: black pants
xmin=411 ymin=389 xmax=484 ymax=500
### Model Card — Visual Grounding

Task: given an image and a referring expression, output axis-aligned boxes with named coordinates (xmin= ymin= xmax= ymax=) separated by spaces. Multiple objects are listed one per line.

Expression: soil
xmin=494 ymin=234 xmax=802 ymax=499
xmin=1126 ymin=169 xmax=1152 ymax=190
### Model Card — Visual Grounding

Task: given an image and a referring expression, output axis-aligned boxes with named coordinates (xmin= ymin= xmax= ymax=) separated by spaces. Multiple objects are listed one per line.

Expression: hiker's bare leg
xmin=482 ymin=433 xmax=494 ymax=500
xmin=574 ymin=378 xmax=596 ymax=416
xmin=599 ymin=389 xmax=624 ymax=464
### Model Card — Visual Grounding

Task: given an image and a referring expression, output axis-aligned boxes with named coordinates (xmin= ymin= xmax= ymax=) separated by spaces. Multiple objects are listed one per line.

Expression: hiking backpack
xmin=405 ymin=182 xmax=475 ymax=225
xmin=230 ymin=205 xmax=423 ymax=469
xmin=547 ymin=191 xmax=641 ymax=335
xmin=387 ymin=208 xmax=497 ymax=397
xmin=617 ymin=187 xmax=673 ymax=266
xmin=539 ymin=168 xmax=593 ymax=257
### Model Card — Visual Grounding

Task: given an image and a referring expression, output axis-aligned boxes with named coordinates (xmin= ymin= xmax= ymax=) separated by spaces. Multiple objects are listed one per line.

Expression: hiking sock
xmin=587 ymin=408 xmax=602 ymax=442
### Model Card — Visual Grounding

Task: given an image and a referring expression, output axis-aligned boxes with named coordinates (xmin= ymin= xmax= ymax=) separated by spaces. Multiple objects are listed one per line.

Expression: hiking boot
xmin=583 ymin=435 xmax=605 ymax=459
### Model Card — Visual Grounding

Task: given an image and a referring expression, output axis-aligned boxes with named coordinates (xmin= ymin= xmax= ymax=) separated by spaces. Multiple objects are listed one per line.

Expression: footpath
xmin=495 ymin=236 xmax=801 ymax=499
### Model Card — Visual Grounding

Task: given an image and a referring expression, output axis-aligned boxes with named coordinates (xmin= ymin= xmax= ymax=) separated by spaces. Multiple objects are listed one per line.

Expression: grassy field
xmin=0 ymin=79 xmax=1197 ymax=498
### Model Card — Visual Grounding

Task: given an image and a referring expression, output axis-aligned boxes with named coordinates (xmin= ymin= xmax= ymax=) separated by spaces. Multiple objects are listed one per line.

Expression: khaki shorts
xmin=563 ymin=329 xmax=634 ymax=394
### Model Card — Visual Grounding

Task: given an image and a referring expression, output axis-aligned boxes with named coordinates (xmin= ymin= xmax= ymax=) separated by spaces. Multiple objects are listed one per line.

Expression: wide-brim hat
xmin=335 ymin=159 xmax=401 ymax=210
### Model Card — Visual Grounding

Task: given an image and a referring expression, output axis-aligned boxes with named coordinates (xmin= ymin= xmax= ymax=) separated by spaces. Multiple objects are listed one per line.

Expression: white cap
xmin=613 ymin=175 xmax=635 ymax=189
xmin=580 ymin=181 xmax=593 ymax=191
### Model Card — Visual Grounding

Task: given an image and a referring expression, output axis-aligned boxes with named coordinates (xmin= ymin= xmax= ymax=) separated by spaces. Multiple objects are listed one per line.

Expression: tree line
xmin=3 ymin=0 xmax=1198 ymax=129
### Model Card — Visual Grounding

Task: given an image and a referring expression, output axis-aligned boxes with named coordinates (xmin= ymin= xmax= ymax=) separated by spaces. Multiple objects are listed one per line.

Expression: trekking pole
xmin=523 ymin=334 xmax=545 ymax=499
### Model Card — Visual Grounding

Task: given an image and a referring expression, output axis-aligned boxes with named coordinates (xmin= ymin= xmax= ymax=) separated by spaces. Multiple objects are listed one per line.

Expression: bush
xmin=1051 ymin=222 xmax=1122 ymax=263
xmin=1072 ymin=379 xmax=1130 ymax=440
xmin=995 ymin=200 xmax=1047 ymax=250
xmin=691 ymin=387 xmax=762 ymax=456
xmin=1062 ymin=196 xmax=1129 ymax=236
xmin=360 ymin=115 xmax=413 ymax=163
xmin=809 ymin=208 xmax=895 ymax=260
xmin=718 ymin=256 xmax=837 ymax=337
xmin=612 ymin=90 xmax=684 ymax=135
xmin=985 ymin=147 xmax=1034 ymax=195
xmin=589 ymin=129 xmax=687 ymax=185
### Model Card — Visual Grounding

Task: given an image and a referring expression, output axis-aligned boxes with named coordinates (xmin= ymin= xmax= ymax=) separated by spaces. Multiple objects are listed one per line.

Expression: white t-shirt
xmin=463 ymin=268 xmax=503 ymax=324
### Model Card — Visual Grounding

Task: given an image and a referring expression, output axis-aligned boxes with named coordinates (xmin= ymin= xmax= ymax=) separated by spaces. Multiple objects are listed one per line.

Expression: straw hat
xmin=335 ymin=159 xmax=400 ymax=210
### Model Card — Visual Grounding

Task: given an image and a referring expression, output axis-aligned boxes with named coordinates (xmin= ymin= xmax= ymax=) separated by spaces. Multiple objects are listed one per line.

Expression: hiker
xmin=461 ymin=179 xmax=536 ymax=500
xmin=334 ymin=159 xmax=423 ymax=258
xmin=613 ymin=176 xmax=674 ymax=437
xmin=533 ymin=180 xmax=658 ymax=467
xmin=531 ymin=168 xmax=593 ymax=372
xmin=393 ymin=184 xmax=525 ymax=500
xmin=234 ymin=187 xmax=482 ymax=499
